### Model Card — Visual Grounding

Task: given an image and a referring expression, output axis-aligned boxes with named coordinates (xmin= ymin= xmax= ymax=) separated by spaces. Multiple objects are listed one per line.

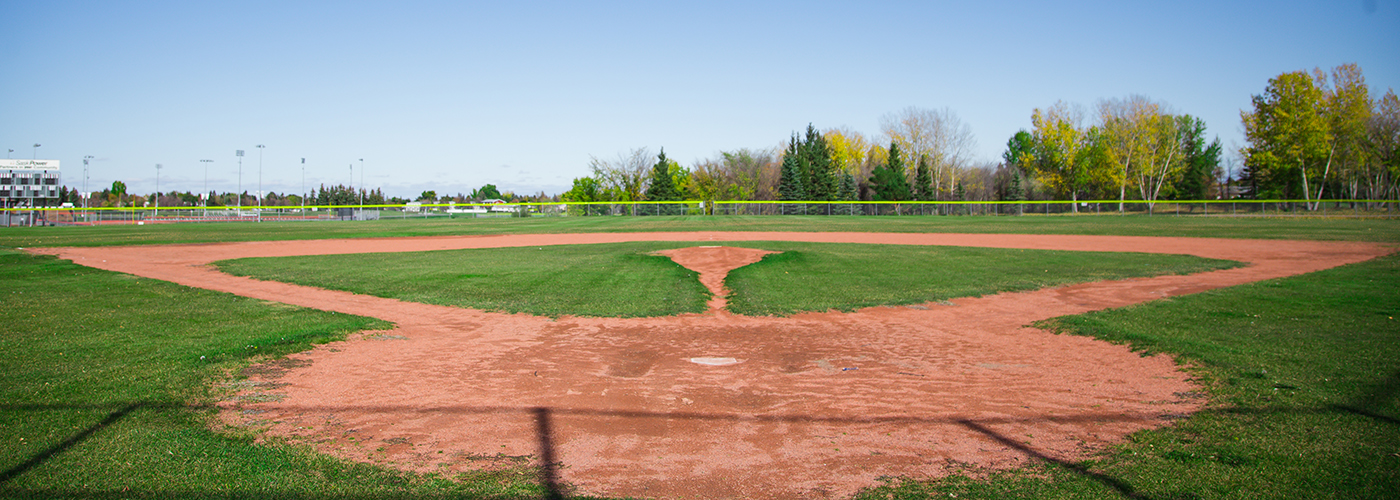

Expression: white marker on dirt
xmin=688 ymin=357 xmax=741 ymax=366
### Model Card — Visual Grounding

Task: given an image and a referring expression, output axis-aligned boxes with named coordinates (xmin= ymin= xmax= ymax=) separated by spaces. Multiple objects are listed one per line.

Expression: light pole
xmin=236 ymin=150 xmax=244 ymax=214
xmin=201 ymin=159 xmax=213 ymax=217
xmin=32 ymin=144 xmax=40 ymax=159
xmin=300 ymin=158 xmax=305 ymax=214
xmin=358 ymin=158 xmax=365 ymax=207
xmin=155 ymin=163 xmax=162 ymax=215
xmin=6 ymin=149 xmax=12 ymax=158
xmin=256 ymin=144 xmax=265 ymax=223
xmin=83 ymin=156 xmax=93 ymax=211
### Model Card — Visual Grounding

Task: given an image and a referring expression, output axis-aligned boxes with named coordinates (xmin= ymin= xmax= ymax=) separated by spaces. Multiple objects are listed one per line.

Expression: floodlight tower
xmin=256 ymin=144 xmax=265 ymax=222
xmin=200 ymin=159 xmax=214 ymax=217
xmin=83 ymin=156 xmax=94 ymax=210
xmin=300 ymin=158 xmax=306 ymax=213
xmin=155 ymin=164 xmax=162 ymax=214
xmin=7 ymin=149 xmax=13 ymax=158
xmin=32 ymin=144 xmax=41 ymax=159
xmin=236 ymin=150 xmax=244 ymax=214
xmin=358 ymin=158 xmax=365 ymax=207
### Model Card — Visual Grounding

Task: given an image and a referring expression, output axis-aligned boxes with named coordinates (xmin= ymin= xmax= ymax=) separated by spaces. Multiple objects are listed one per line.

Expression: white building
xmin=0 ymin=159 xmax=61 ymax=208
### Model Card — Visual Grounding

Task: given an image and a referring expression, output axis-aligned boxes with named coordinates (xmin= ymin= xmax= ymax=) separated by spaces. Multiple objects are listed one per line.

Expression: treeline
xmin=561 ymin=104 xmax=1230 ymax=209
xmin=563 ymin=107 xmax=999 ymax=205
xmin=1241 ymin=63 xmax=1398 ymax=205
xmin=559 ymin=63 xmax=1396 ymax=209
xmin=1004 ymin=98 xmax=1224 ymax=212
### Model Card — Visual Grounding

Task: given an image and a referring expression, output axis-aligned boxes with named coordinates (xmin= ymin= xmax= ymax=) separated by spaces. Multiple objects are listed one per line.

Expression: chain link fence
xmin=3 ymin=199 xmax=1396 ymax=226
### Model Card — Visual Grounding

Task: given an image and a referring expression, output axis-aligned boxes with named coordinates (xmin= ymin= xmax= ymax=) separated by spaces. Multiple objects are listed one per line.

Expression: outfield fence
xmin=2 ymin=199 xmax=1397 ymax=226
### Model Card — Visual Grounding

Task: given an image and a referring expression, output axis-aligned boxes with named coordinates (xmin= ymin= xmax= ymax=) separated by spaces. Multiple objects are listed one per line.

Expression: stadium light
xmin=201 ymin=159 xmax=214 ymax=217
xmin=155 ymin=164 xmax=162 ymax=214
xmin=256 ymin=145 xmax=265 ymax=223
xmin=83 ymin=156 xmax=94 ymax=211
xmin=236 ymin=150 xmax=244 ymax=214
xmin=359 ymin=158 xmax=365 ymax=207
xmin=32 ymin=144 xmax=40 ymax=159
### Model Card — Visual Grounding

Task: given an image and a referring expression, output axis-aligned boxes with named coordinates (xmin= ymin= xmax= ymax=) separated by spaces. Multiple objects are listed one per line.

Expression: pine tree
xmin=1008 ymin=171 xmax=1025 ymax=202
xmin=837 ymin=172 xmax=857 ymax=201
xmin=913 ymin=154 xmax=934 ymax=201
xmin=778 ymin=136 xmax=806 ymax=202
xmin=869 ymin=142 xmax=911 ymax=202
xmin=645 ymin=148 xmax=681 ymax=214
xmin=803 ymin=124 xmax=837 ymax=200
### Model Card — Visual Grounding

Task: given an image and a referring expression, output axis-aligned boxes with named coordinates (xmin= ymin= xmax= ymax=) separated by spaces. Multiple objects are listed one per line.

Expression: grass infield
xmin=0 ymin=214 xmax=1398 ymax=248
xmin=213 ymin=241 xmax=1237 ymax=317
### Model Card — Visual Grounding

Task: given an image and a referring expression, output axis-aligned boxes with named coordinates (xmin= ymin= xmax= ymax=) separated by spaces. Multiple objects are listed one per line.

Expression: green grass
xmin=5 ymin=216 xmax=1398 ymax=499
xmin=214 ymin=242 xmax=1236 ymax=318
xmin=723 ymin=242 xmax=1238 ymax=316
xmin=0 ymin=250 xmax=558 ymax=499
xmin=1 ymin=214 xmax=1397 ymax=249
xmin=855 ymin=252 xmax=1400 ymax=500
xmin=217 ymin=242 xmax=712 ymax=318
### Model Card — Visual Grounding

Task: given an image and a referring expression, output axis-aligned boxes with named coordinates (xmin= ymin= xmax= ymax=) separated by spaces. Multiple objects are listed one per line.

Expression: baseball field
xmin=1 ymin=215 xmax=1397 ymax=499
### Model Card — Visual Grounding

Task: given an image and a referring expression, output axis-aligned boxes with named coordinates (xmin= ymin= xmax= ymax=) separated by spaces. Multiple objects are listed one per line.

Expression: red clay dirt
xmin=29 ymin=232 xmax=1393 ymax=500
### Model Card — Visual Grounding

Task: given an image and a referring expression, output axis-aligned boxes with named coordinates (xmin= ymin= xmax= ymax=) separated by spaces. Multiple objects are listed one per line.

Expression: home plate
xmin=688 ymin=357 xmax=741 ymax=366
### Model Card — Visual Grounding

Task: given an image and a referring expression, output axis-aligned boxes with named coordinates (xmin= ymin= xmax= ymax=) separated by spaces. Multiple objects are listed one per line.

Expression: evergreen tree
xmin=869 ymin=142 xmax=911 ymax=202
xmin=645 ymin=148 xmax=681 ymax=201
xmin=778 ymin=136 xmax=806 ymax=202
xmin=837 ymin=172 xmax=857 ymax=201
xmin=1007 ymin=171 xmax=1025 ymax=202
xmin=802 ymin=124 xmax=837 ymax=200
xmin=1175 ymin=118 xmax=1221 ymax=200
xmin=913 ymin=154 xmax=934 ymax=201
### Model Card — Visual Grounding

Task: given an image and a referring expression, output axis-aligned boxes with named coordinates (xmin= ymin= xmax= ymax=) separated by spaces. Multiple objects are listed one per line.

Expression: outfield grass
xmin=0 ymin=214 xmax=1398 ymax=249
xmin=723 ymin=242 xmax=1237 ymax=316
xmin=857 ymin=253 xmax=1400 ymax=500
xmin=0 ymin=250 xmax=555 ymax=499
xmin=214 ymin=242 xmax=1236 ymax=317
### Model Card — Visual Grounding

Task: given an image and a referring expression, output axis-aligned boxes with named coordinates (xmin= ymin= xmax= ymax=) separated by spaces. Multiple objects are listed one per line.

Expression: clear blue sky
xmin=2 ymin=0 xmax=1396 ymax=199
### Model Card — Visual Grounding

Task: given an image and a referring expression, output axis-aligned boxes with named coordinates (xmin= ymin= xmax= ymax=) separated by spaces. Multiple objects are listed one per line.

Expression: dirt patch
xmin=657 ymin=246 xmax=775 ymax=311
xmin=240 ymin=357 xmax=312 ymax=379
xmin=30 ymin=232 xmax=1394 ymax=500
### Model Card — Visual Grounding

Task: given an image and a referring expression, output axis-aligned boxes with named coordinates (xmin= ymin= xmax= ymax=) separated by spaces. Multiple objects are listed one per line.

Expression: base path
xmin=31 ymin=232 xmax=1393 ymax=500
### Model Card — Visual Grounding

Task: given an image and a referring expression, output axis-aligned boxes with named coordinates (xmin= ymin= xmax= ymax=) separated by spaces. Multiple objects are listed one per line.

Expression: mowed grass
xmin=0 ymin=250 xmax=555 ymax=499
xmin=4 ymin=217 xmax=1398 ymax=499
xmin=214 ymin=242 xmax=1236 ymax=318
xmin=1 ymin=214 xmax=1398 ymax=249
xmin=723 ymin=242 xmax=1238 ymax=316
xmin=217 ymin=242 xmax=713 ymax=318
xmin=857 ymin=252 xmax=1400 ymax=500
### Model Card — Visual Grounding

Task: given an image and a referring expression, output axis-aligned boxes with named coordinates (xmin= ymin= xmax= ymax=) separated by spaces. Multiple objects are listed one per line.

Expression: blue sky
xmin=2 ymin=0 xmax=1396 ymax=198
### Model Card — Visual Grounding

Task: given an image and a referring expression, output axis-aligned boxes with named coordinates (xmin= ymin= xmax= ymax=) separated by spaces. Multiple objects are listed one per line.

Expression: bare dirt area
xmin=30 ymin=232 xmax=1393 ymax=500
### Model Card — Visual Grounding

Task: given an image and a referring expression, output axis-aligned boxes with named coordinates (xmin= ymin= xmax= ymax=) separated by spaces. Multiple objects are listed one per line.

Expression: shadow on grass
xmin=3 ymin=400 xmax=1393 ymax=500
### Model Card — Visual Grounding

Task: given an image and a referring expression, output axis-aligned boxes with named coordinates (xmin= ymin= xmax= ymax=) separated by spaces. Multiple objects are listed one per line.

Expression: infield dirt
xmin=31 ymin=232 xmax=1393 ymax=500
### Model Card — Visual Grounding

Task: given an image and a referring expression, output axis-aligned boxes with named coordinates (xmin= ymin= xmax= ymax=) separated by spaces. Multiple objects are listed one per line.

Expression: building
xmin=0 ymin=159 xmax=62 ymax=208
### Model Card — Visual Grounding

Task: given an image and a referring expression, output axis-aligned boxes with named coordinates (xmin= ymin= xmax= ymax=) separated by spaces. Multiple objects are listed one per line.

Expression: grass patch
xmin=0 ymin=250 xmax=557 ymax=498
xmin=1 ymin=214 xmax=1397 ymax=248
xmin=723 ymin=242 xmax=1237 ymax=316
xmin=216 ymin=241 xmax=1236 ymax=318
xmin=216 ymin=242 xmax=712 ymax=318
xmin=857 ymin=253 xmax=1400 ymax=499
